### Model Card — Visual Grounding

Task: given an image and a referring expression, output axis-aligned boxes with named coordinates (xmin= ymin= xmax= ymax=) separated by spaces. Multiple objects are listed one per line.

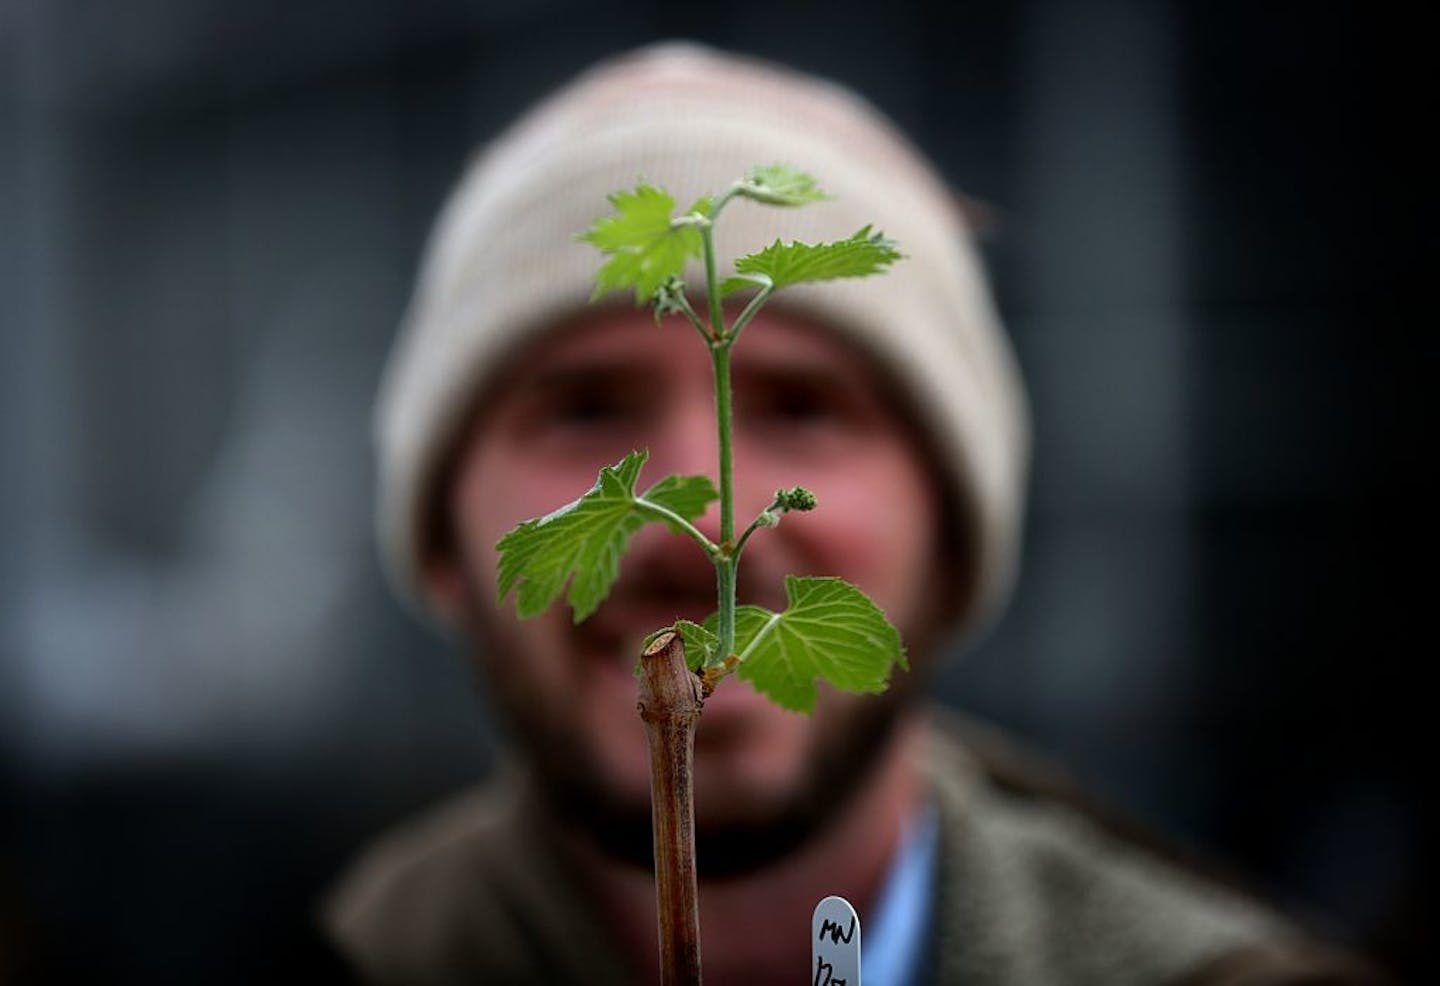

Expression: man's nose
xmin=644 ymin=396 xmax=723 ymax=540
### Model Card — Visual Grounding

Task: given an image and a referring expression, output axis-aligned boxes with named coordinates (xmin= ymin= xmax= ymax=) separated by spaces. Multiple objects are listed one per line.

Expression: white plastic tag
xmin=812 ymin=894 xmax=860 ymax=985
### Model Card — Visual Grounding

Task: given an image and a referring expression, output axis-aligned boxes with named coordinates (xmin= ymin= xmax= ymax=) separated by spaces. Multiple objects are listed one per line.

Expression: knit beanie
xmin=375 ymin=42 xmax=1030 ymax=643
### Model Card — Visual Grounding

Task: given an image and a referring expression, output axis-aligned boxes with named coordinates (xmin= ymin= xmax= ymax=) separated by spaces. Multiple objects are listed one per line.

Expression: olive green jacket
xmin=323 ymin=714 xmax=1384 ymax=985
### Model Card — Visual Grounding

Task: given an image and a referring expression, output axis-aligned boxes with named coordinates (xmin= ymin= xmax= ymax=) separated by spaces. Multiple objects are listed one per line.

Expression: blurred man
xmin=324 ymin=44 xmax=1380 ymax=986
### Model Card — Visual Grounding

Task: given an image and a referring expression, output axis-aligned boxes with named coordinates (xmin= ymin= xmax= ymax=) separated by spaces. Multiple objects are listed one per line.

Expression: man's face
xmin=436 ymin=306 xmax=949 ymax=866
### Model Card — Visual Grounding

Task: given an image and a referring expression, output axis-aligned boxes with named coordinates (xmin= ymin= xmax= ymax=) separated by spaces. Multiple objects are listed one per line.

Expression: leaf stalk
xmin=635 ymin=499 xmax=720 ymax=559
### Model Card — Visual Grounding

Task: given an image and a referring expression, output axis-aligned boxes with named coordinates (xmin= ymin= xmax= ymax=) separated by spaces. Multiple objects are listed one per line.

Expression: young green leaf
xmin=496 ymin=450 xmax=718 ymax=622
xmin=720 ymin=226 xmax=902 ymax=298
xmin=716 ymin=575 xmax=906 ymax=714
xmin=634 ymin=620 xmax=719 ymax=677
xmin=579 ymin=186 xmax=712 ymax=305
xmin=673 ymin=619 xmax=719 ymax=673
xmin=734 ymin=164 xmax=829 ymax=207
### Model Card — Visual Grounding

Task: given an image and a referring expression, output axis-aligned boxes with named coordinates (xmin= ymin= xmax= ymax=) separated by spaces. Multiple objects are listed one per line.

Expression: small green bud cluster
xmin=744 ymin=487 xmax=815 ymax=544
xmin=651 ymin=276 xmax=689 ymax=325
xmin=774 ymin=486 xmax=817 ymax=513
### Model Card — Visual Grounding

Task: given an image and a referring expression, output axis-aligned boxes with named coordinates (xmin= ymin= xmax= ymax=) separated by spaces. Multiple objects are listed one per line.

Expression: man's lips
xmin=575 ymin=570 xmax=791 ymax=663
xmin=572 ymin=590 xmax=795 ymax=723
xmin=574 ymin=595 xmax=716 ymax=667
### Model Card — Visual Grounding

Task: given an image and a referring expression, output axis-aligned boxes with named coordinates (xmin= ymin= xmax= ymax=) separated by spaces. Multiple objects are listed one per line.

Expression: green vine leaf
xmin=496 ymin=450 xmax=718 ymax=622
xmin=721 ymin=226 xmax=902 ymax=298
xmin=673 ymin=620 xmax=719 ymax=673
xmin=635 ymin=621 xmax=717 ymax=676
xmin=579 ymin=185 xmax=712 ymax=305
xmin=734 ymin=164 xmax=829 ymax=207
xmin=712 ymin=575 xmax=906 ymax=714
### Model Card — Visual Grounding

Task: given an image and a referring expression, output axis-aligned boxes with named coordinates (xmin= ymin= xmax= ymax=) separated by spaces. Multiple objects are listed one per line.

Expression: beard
xmin=554 ymin=686 xmax=907 ymax=877
xmin=456 ymin=571 xmax=919 ymax=878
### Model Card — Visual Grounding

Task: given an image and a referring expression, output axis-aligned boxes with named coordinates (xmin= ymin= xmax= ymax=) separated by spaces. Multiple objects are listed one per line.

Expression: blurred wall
xmin=1 ymin=0 xmax=1427 ymax=981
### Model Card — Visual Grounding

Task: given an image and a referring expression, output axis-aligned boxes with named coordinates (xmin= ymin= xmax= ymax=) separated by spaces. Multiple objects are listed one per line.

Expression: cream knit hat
xmin=376 ymin=42 xmax=1030 ymax=641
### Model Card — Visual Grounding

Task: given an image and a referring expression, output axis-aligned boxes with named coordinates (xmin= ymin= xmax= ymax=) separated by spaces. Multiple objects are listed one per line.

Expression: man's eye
xmin=521 ymin=385 xmax=650 ymax=436
xmin=740 ymin=385 xmax=840 ymax=428
xmin=552 ymin=391 xmax=636 ymax=423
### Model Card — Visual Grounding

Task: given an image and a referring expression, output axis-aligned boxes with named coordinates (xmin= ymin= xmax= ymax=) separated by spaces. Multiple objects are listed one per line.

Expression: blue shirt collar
xmin=861 ymin=800 xmax=940 ymax=986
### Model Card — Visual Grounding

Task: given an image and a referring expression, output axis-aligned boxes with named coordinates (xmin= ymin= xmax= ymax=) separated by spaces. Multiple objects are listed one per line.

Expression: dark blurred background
xmin=0 ymin=1 xmax=1429 ymax=982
